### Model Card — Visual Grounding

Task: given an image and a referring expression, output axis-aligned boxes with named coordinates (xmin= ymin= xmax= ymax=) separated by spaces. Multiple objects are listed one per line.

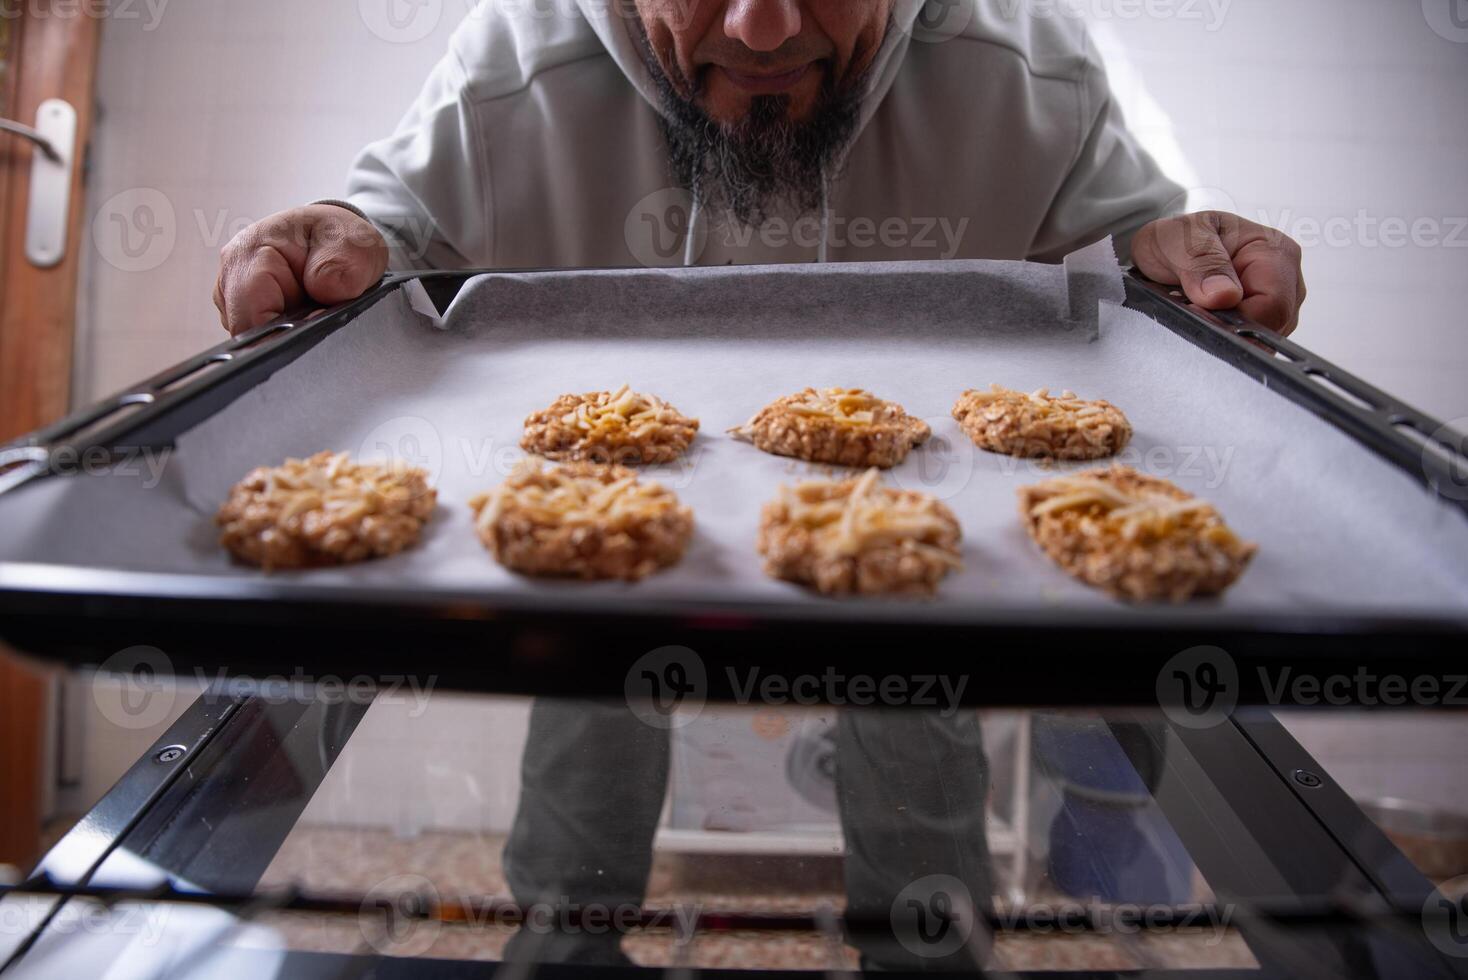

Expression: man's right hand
xmin=214 ymin=204 xmax=388 ymax=335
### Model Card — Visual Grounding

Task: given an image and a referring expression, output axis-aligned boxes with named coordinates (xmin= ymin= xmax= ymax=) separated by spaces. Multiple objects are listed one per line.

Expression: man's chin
xmin=641 ymin=26 xmax=864 ymax=227
xmin=700 ymin=67 xmax=826 ymax=126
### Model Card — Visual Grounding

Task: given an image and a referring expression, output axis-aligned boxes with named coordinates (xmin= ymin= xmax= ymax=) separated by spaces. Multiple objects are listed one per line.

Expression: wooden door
xmin=0 ymin=2 xmax=101 ymax=871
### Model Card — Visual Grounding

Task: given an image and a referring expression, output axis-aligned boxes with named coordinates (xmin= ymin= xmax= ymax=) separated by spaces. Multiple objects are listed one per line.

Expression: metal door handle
xmin=0 ymin=99 xmax=77 ymax=268
xmin=0 ymin=117 xmax=60 ymax=162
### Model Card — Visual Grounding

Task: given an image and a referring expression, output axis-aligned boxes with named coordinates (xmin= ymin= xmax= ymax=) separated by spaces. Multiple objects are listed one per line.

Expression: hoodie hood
xmin=573 ymin=0 xmax=927 ymax=138
xmin=573 ymin=0 xmax=929 ymax=264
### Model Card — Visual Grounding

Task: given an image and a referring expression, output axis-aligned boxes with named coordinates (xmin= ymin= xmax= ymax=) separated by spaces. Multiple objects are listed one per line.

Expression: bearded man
xmin=214 ymin=0 xmax=1303 ymax=334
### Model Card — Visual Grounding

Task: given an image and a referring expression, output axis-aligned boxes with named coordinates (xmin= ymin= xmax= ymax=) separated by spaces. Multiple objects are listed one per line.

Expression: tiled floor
xmin=249 ymin=825 xmax=1256 ymax=972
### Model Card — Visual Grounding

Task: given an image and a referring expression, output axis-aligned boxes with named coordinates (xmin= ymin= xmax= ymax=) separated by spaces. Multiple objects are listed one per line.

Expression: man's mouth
xmin=717 ymin=63 xmax=813 ymax=96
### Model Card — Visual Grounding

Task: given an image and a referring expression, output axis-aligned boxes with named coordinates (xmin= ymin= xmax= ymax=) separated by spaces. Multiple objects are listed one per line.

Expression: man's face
xmin=634 ymin=1 xmax=894 ymax=124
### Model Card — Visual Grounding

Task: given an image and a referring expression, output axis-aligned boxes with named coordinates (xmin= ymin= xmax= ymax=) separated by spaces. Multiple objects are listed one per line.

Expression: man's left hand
xmin=1132 ymin=211 xmax=1306 ymax=336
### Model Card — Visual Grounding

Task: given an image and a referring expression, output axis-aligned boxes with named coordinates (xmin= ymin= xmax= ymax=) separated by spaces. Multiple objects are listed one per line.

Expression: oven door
xmin=1 ymin=686 xmax=1463 ymax=979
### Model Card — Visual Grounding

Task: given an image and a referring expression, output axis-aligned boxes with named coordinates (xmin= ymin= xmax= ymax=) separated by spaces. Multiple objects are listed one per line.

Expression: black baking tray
xmin=0 ymin=268 xmax=1464 ymax=706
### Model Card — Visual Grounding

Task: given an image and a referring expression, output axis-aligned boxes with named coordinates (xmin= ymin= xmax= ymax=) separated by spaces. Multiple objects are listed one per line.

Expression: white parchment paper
xmin=4 ymin=240 xmax=1465 ymax=614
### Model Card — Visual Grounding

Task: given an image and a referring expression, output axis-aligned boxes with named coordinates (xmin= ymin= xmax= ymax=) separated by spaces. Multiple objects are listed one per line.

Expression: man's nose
xmin=723 ymin=0 xmax=802 ymax=53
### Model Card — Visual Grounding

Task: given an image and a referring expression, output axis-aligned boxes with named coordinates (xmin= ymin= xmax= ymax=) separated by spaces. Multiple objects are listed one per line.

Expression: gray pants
xmin=503 ymin=699 xmax=993 ymax=970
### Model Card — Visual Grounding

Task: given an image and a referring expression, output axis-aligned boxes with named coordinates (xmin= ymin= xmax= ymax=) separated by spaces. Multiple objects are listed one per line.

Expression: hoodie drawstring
xmin=817 ymin=171 xmax=831 ymax=264
xmin=682 ymin=195 xmax=702 ymax=267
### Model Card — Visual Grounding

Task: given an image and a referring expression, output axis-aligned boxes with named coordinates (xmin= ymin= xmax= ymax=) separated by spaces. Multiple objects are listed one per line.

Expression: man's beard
xmin=635 ymin=30 xmax=865 ymax=228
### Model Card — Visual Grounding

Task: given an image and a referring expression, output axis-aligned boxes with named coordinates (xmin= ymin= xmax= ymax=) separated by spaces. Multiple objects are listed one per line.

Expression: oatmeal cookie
xmin=470 ymin=460 xmax=693 ymax=581
xmin=953 ymin=385 xmax=1131 ymax=459
xmin=730 ymin=388 xmax=930 ymax=468
xmin=216 ymin=451 xmax=436 ymax=571
xmin=1018 ymin=466 xmax=1256 ymax=602
xmin=758 ymin=468 xmax=962 ymax=596
xmin=521 ymin=385 xmax=699 ymax=465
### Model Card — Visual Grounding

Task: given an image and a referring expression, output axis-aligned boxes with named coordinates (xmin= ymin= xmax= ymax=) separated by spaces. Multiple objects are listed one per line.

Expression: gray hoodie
xmin=346 ymin=0 xmax=1182 ymax=270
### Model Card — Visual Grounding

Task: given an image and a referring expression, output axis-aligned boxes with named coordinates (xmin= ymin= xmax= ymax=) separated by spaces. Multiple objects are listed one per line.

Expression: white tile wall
xmin=57 ymin=673 xmax=209 ymax=816
xmin=295 ymin=694 xmax=531 ymax=836
xmin=76 ymin=0 xmax=471 ymax=403
xmin=1278 ymin=710 xmax=1468 ymax=812
xmin=1084 ymin=1 xmax=1468 ymax=422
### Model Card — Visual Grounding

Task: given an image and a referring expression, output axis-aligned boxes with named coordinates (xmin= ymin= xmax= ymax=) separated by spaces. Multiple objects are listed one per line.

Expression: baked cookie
xmin=470 ymin=460 xmax=693 ymax=581
xmin=758 ymin=468 xmax=962 ymax=596
xmin=953 ymin=385 xmax=1131 ymax=460
xmin=730 ymin=388 xmax=930 ymax=468
xmin=521 ymin=385 xmax=699 ymax=465
xmin=216 ymin=451 xmax=436 ymax=571
xmin=1018 ymin=466 xmax=1256 ymax=602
